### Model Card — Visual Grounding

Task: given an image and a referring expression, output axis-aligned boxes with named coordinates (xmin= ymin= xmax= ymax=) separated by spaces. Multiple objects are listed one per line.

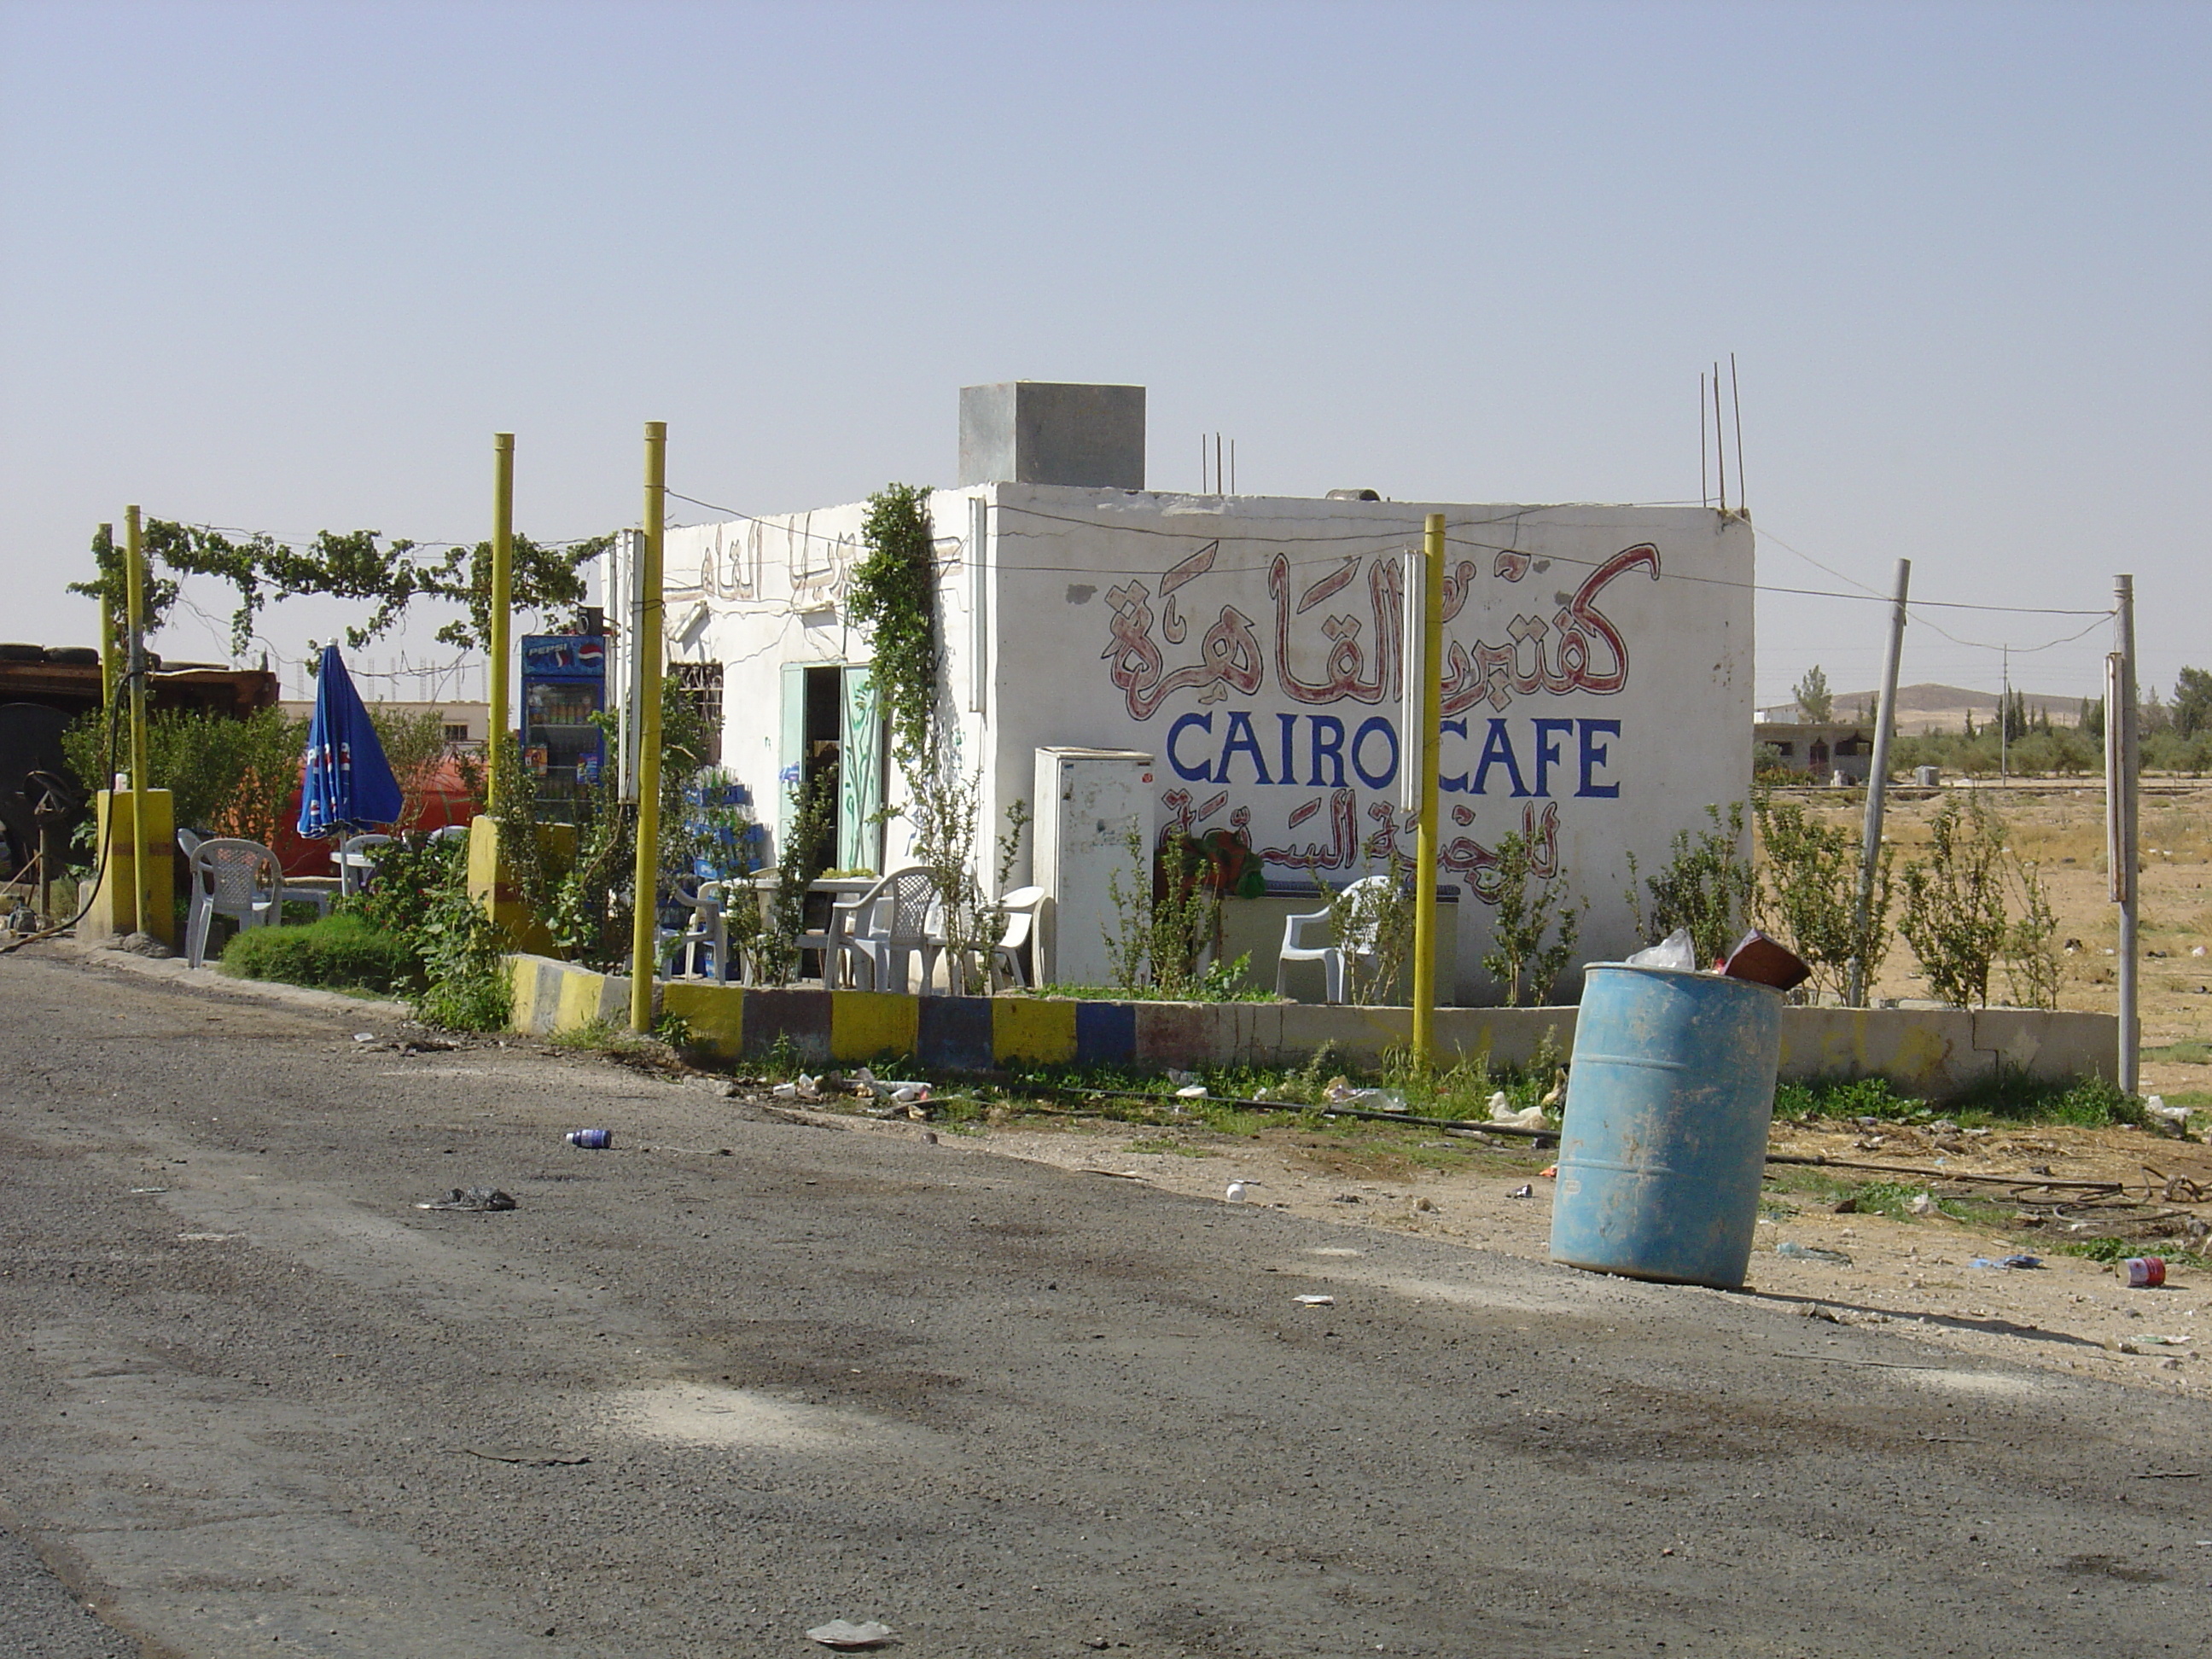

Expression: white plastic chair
xmin=184 ymin=837 xmax=285 ymax=969
xmin=837 ymin=866 xmax=943 ymax=994
xmin=791 ymin=883 xmax=852 ymax=987
xmin=337 ymin=833 xmax=393 ymax=896
xmin=1277 ymin=874 xmax=1394 ymax=1004
xmin=986 ymin=886 xmax=1046 ymax=992
xmin=428 ymin=824 xmax=470 ymax=844
xmin=667 ymin=878 xmax=731 ymax=981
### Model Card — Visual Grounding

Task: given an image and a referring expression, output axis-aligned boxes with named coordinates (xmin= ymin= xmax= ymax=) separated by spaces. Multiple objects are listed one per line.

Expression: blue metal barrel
xmin=1549 ymin=963 xmax=1784 ymax=1289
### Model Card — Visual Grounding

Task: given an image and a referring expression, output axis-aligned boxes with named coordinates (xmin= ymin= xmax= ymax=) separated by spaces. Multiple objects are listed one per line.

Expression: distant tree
xmin=2173 ymin=667 xmax=2212 ymax=739
xmin=2140 ymin=688 xmax=2173 ymax=736
xmin=1793 ymin=664 xmax=1833 ymax=723
xmin=2002 ymin=688 xmax=2029 ymax=743
xmin=2080 ymin=696 xmax=2104 ymax=742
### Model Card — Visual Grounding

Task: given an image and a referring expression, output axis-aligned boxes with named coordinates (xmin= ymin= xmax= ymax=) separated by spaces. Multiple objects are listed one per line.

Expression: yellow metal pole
xmin=96 ymin=523 xmax=118 ymax=709
xmin=1410 ymin=513 xmax=1445 ymax=1068
xmin=487 ymin=434 xmax=515 ymax=814
xmin=124 ymin=505 xmax=150 ymax=935
xmin=628 ymin=422 xmax=667 ymax=1033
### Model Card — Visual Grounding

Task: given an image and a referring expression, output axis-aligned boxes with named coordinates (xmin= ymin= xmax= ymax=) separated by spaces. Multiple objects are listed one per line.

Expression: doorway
xmin=779 ymin=663 xmax=884 ymax=875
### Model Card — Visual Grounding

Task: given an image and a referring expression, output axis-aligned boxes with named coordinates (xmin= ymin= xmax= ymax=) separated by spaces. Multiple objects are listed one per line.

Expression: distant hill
xmin=1758 ymin=682 xmax=2087 ymax=735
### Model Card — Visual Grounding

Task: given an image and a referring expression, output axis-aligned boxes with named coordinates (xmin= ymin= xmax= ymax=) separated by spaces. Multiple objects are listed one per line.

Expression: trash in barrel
xmin=1549 ymin=960 xmax=1784 ymax=1289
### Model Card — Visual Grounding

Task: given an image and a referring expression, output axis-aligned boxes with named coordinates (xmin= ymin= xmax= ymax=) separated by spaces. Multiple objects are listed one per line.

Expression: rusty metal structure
xmin=0 ymin=643 xmax=279 ymax=886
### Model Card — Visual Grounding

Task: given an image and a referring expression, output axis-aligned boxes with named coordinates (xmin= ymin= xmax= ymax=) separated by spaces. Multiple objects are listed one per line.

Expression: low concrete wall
xmin=504 ymin=956 xmax=2117 ymax=1097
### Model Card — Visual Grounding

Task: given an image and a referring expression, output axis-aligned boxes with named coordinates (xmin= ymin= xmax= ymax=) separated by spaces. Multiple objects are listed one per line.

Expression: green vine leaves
xmin=68 ymin=521 xmax=613 ymax=657
xmin=849 ymin=484 xmax=941 ymax=768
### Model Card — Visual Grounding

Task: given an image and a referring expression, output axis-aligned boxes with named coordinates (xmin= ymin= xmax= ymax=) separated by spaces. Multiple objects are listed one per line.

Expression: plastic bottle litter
xmin=2146 ymin=1095 xmax=2193 ymax=1134
xmin=2122 ymin=1256 xmax=2168 ymax=1288
xmin=1294 ymin=1294 xmax=1335 ymax=1306
xmin=565 ymin=1128 xmax=613 ymax=1150
xmin=1322 ymin=1077 xmax=1401 ymax=1109
xmin=1969 ymin=1254 xmax=2043 ymax=1270
xmin=1506 ymin=1183 xmax=1535 ymax=1200
xmin=1775 ymin=1240 xmax=1853 ymax=1265
xmin=771 ymin=1074 xmax=823 ymax=1101
xmin=1176 ymin=1084 xmax=1209 ymax=1099
xmin=851 ymin=1067 xmax=928 ymax=1103
xmin=1625 ymin=927 xmax=1699 ymax=972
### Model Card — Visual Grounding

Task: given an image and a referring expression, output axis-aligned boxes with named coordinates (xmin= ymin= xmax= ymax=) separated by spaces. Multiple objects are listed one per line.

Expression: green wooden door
xmin=838 ymin=665 xmax=882 ymax=874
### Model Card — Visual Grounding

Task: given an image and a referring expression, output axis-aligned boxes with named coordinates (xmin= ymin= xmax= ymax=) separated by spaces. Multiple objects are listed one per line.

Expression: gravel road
xmin=3 ymin=946 xmax=2209 ymax=1657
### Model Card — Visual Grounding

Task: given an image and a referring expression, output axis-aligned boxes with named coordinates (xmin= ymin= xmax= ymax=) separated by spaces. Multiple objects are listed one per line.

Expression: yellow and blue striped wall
xmin=504 ymin=954 xmax=2116 ymax=1096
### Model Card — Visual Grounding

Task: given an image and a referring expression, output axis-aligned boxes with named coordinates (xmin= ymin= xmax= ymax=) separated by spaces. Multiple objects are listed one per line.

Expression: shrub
xmin=338 ymin=830 xmax=513 ymax=1029
xmin=1097 ymin=829 xmax=1259 ymax=1001
xmin=1754 ymin=794 xmax=1894 ymax=1004
xmin=413 ymin=873 xmax=513 ymax=1031
xmin=218 ymin=913 xmax=421 ymax=994
xmin=1625 ymin=800 xmax=1754 ymax=965
xmin=1481 ymin=828 xmax=1584 ymax=1006
xmin=61 ymin=704 xmax=306 ymax=847
xmin=1898 ymin=796 xmax=2058 ymax=1008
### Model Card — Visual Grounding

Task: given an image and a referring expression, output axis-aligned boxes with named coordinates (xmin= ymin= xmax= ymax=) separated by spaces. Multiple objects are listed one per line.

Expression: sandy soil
xmin=1790 ymin=778 xmax=2212 ymax=1097
xmin=775 ymin=1093 xmax=2212 ymax=1406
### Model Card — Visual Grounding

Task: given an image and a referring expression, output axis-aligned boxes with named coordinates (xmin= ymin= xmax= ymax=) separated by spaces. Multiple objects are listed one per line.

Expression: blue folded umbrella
xmin=298 ymin=643 xmax=404 ymax=838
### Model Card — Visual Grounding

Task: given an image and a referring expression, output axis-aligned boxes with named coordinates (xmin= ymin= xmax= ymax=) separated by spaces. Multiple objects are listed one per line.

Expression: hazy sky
xmin=3 ymin=0 xmax=2204 ymax=709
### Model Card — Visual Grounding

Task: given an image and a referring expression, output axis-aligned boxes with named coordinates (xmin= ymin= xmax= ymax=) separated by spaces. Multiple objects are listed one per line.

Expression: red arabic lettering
xmin=1269 ymin=553 xmax=1400 ymax=707
xmin=1260 ymin=788 xmax=1360 ymax=870
xmin=1441 ymin=802 xmax=1561 ymax=904
xmin=1439 ymin=543 xmax=1659 ymax=716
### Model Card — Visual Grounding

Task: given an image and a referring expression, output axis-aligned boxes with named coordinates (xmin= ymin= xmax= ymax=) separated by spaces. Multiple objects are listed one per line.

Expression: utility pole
xmin=1410 ymin=514 xmax=1445 ymax=1068
xmin=628 ymin=422 xmax=668 ymax=1033
xmin=1999 ymin=643 xmax=2010 ymax=785
xmin=124 ymin=505 xmax=149 ymax=935
xmin=1848 ymin=558 xmax=1909 ymax=1007
xmin=487 ymin=434 xmax=515 ymax=813
xmin=2108 ymin=575 xmax=2139 ymax=1096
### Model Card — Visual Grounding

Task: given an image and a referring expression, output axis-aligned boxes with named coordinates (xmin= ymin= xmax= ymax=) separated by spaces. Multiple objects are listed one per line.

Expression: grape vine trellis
xmin=68 ymin=521 xmax=614 ymax=656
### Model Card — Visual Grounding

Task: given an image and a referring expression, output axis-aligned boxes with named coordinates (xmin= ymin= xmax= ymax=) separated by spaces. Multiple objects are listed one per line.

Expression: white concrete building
xmin=609 ymin=384 xmax=1755 ymax=1004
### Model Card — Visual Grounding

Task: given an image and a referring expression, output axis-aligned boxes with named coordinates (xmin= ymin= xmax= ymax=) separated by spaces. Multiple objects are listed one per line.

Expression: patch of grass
xmin=218 ymin=914 xmax=420 ymax=995
xmin=1775 ymin=1074 xmax=1920 ymax=1121
xmin=2056 ymin=1235 xmax=2135 ymax=1265
xmin=759 ymin=1032 xmax=804 ymax=1080
xmin=549 ymin=1017 xmax=676 ymax=1061
xmin=1778 ymin=1068 xmax=2145 ymax=1129
xmin=1853 ymin=1179 xmax=1945 ymax=1221
xmin=1126 ymin=1137 xmax=1215 ymax=1157
xmin=1949 ymin=1072 xmax=2143 ymax=1128
xmin=2146 ymin=1041 xmax=2212 ymax=1066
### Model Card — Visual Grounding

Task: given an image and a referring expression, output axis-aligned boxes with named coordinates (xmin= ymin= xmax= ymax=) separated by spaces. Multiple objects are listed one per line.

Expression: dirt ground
xmin=1795 ymin=778 xmax=2212 ymax=1098
xmin=775 ymin=1092 xmax=2212 ymax=1408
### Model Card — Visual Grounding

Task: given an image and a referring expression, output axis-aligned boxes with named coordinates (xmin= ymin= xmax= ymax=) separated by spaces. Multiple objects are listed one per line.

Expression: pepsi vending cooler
xmin=519 ymin=635 xmax=606 ymax=820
